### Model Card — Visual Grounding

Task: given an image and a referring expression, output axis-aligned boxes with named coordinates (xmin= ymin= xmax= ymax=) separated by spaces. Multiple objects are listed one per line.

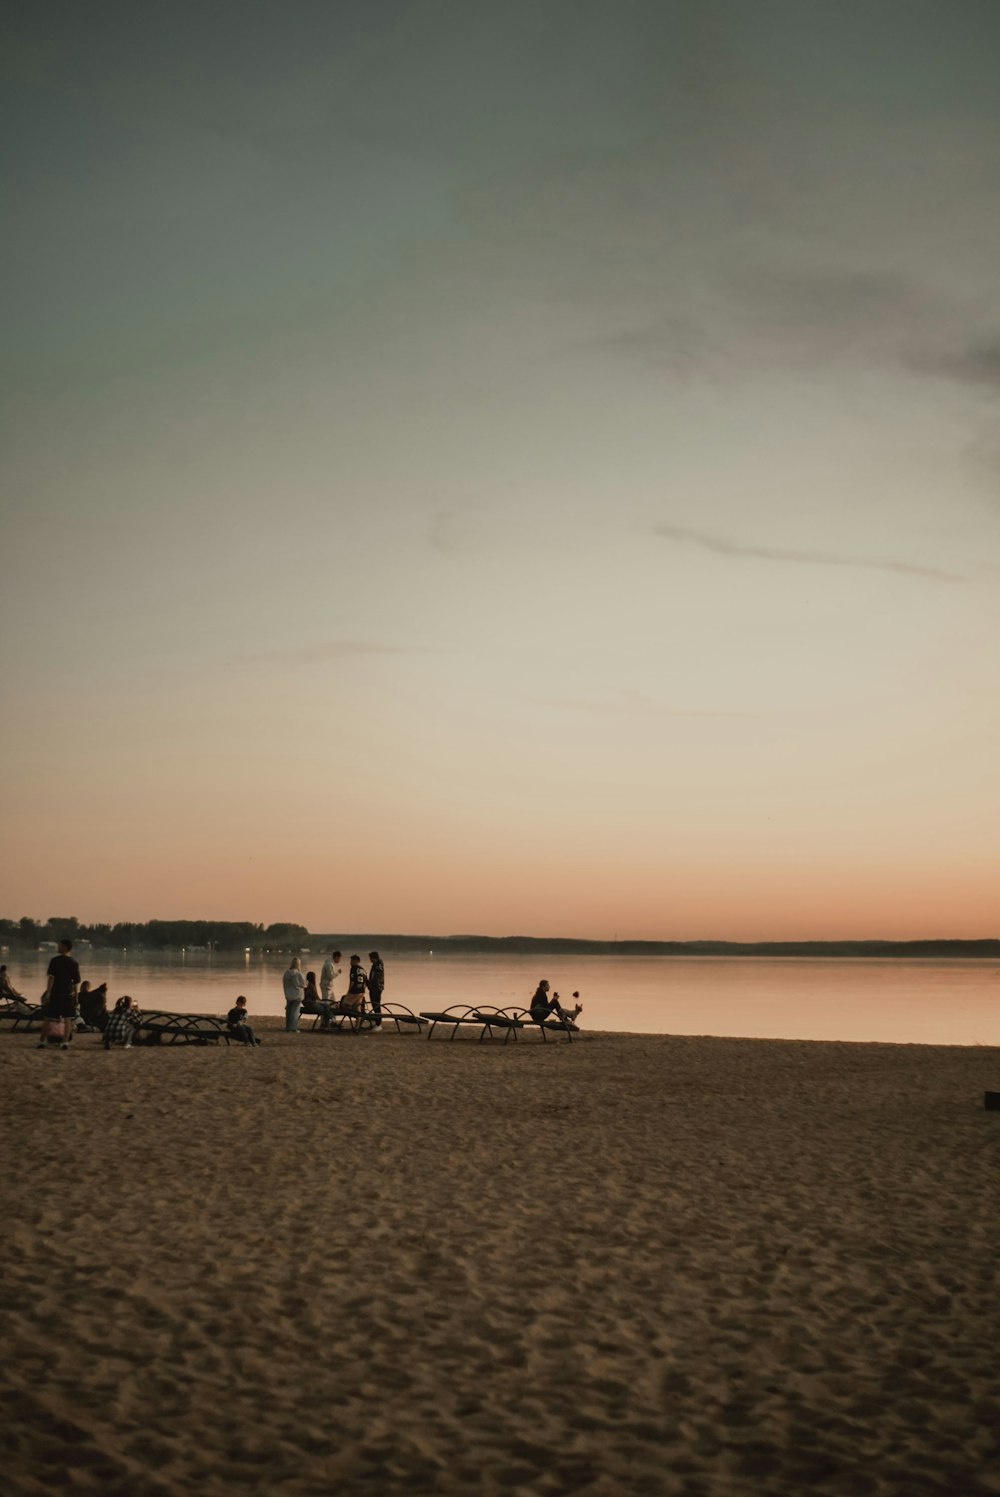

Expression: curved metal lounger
xmin=419 ymin=1005 xmax=494 ymax=1041
xmin=306 ymin=1004 xmax=379 ymax=1034
xmin=377 ymin=1002 xmax=428 ymax=1034
xmin=3 ymin=1004 xmax=46 ymax=1031
xmin=471 ymin=1006 xmax=526 ymax=1044
xmin=137 ymin=1012 xmax=231 ymax=1045
xmin=332 ymin=1006 xmax=379 ymax=1033
xmin=483 ymin=1006 xmax=579 ymax=1042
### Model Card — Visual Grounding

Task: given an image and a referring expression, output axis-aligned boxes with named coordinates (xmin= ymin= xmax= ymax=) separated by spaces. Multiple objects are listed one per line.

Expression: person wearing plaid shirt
xmin=104 ymin=995 xmax=141 ymax=1049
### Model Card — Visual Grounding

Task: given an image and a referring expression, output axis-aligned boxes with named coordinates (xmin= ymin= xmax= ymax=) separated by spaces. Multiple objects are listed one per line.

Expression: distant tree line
xmin=312 ymin=933 xmax=1000 ymax=959
xmin=0 ymin=917 xmax=310 ymax=952
xmin=3 ymin=919 xmax=996 ymax=959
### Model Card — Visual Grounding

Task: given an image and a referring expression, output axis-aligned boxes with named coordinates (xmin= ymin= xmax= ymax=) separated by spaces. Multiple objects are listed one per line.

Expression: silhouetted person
xmin=368 ymin=951 xmax=385 ymax=1025
xmin=104 ymin=995 xmax=140 ymax=1050
xmin=38 ymin=939 xmax=80 ymax=1050
xmin=302 ymin=970 xmax=333 ymax=1030
xmin=227 ymin=995 xmax=261 ymax=1047
xmin=282 ymin=957 xmax=306 ymax=1032
xmin=341 ymin=956 xmax=368 ymax=1013
xmin=320 ymin=949 xmax=342 ymax=1007
xmin=529 ymin=980 xmax=564 ymax=1023
xmin=0 ymin=965 xmax=25 ymax=1004
xmin=79 ymin=981 xmax=109 ymax=1031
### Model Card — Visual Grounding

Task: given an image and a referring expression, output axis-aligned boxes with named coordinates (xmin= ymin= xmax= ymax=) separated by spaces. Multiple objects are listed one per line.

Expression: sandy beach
xmin=2 ymin=1021 xmax=998 ymax=1497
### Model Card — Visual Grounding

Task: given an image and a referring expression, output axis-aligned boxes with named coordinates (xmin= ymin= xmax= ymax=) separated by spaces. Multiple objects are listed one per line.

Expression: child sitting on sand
xmin=104 ymin=995 xmax=141 ymax=1050
xmin=227 ymin=995 xmax=261 ymax=1047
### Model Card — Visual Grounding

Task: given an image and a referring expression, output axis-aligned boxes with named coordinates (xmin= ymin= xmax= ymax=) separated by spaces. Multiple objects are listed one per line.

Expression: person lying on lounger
xmin=0 ymin=965 xmax=31 ymax=1013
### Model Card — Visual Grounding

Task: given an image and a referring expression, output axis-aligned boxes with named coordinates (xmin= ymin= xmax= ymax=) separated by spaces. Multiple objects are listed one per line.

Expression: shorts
xmin=45 ymin=993 xmax=77 ymax=1019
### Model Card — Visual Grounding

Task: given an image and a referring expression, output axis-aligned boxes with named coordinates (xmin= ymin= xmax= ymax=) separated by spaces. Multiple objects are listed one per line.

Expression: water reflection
xmin=5 ymin=952 xmax=998 ymax=1045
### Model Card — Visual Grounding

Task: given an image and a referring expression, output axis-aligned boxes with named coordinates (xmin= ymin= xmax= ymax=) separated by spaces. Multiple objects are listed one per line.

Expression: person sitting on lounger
xmin=78 ymin=981 xmax=109 ymax=1032
xmin=227 ymin=995 xmax=262 ymax=1047
xmin=529 ymin=980 xmax=565 ymax=1024
xmin=340 ymin=956 xmax=368 ymax=1013
xmin=0 ymin=965 xmax=31 ymax=1013
xmin=300 ymin=970 xmax=334 ymax=1030
xmin=1 ymin=964 xmax=25 ymax=1001
xmin=104 ymin=995 xmax=141 ymax=1050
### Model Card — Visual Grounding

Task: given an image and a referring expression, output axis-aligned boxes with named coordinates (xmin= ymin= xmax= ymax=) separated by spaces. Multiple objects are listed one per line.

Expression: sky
xmin=2 ymin=0 xmax=998 ymax=940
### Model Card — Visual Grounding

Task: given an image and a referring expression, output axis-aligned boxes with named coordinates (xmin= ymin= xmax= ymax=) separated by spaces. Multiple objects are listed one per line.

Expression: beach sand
xmin=1 ymin=1021 xmax=998 ymax=1496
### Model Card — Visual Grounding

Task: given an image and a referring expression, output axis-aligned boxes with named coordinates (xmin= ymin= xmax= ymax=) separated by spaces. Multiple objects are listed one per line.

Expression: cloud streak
xmin=532 ymin=690 xmax=750 ymax=718
xmin=238 ymin=640 xmax=409 ymax=666
xmin=653 ymin=524 xmax=965 ymax=583
xmin=910 ymin=337 xmax=1000 ymax=390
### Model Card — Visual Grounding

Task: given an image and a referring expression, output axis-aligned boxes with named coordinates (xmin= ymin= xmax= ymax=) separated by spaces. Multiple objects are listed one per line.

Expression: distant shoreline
xmin=5 ymin=928 xmax=997 ymax=959
xmin=313 ymin=935 xmax=1000 ymax=959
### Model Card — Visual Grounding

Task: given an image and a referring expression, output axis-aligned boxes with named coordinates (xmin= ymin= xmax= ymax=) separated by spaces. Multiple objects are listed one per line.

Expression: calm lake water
xmin=8 ymin=950 xmax=999 ymax=1046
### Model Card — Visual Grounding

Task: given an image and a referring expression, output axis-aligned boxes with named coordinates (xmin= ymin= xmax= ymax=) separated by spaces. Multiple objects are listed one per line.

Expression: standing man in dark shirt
xmin=38 ymin=938 xmax=81 ymax=1050
xmin=367 ymin=951 xmax=385 ymax=1026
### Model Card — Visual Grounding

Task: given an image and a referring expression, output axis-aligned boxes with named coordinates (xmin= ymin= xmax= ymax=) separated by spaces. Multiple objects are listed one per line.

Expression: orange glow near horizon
xmin=2 ymin=9 xmax=999 ymax=943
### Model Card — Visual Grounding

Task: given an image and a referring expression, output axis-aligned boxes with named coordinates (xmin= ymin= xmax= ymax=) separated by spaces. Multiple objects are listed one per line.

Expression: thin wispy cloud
xmin=910 ymin=337 xmax=1000 ymax=389
xmin=533 ymin=691 xmax=750 ymax=718
xmin=238 ymin=640 xmax=408 ymax=666
xmin=653 ymin=524 xmax=965 ymax=583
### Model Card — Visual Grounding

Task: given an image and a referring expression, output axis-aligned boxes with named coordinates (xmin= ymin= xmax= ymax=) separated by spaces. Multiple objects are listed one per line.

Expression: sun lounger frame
xmin=419 ymin=1004 xmax=579 ymax=1042
xmin=135 ymin=1012 xmax=232 ymax=1045
xmin=1 ymin=1003 xmax=46 ymax=1032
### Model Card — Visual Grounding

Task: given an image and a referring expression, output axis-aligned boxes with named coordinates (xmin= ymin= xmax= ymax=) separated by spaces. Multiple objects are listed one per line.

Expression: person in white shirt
xmin=282 ymin=957 xmax=306 ymax=1032
xmin=320 ymin=949 xmax=342 ymax=1008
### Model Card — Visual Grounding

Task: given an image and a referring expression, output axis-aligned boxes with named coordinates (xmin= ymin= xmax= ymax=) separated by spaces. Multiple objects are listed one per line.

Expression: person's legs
xmin=369 ymin=987 xmax=383 ymax=1024
xmin=285 ymin=999 xmax=301 ymax=1033
xmin=531 ymin=997 xmax=563 ymax=1023
xmin=318 ymin=1001 xmax=333 ymax=1031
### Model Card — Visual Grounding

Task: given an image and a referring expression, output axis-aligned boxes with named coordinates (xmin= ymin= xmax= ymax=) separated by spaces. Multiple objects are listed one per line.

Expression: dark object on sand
xmin=984 ymin=1092 xmax=1000 ymax=1110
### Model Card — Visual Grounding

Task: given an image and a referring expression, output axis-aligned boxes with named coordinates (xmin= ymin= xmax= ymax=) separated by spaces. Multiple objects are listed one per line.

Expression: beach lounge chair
xmin=136 ymin=1012 xmax=232 ymax=1046
xmin=305 ymin=1002 xmax=379 ymax=1034
xmin=1 ymin=1003 xmax=46 ymax=1032
xmin=419 ymin=1004 xmax=492 ymax=1040
xmin=419 ymin=1005 xmax=526 ymax=1042
xmin=473 ymin=1005 xmax=580 ymax=1043
xmin=376 ymin=1002 xmax=427 ymax=1034
xmin=523 ymin=1007 xmax=581 ymax=1043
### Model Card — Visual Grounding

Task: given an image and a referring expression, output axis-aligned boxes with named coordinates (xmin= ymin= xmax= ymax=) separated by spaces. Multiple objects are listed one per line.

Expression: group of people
xmin=5 ymin=945 xmax=581 ymax=1049
xmin=1 ymin=939 xmax=139 ymax=1050
xmin=281 ymin=949 xmax=386 ymax=1031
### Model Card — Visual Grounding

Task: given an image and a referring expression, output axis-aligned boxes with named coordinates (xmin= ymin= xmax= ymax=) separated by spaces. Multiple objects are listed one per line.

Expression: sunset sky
xmin=2 ymin=1 xmax=998 ymax=940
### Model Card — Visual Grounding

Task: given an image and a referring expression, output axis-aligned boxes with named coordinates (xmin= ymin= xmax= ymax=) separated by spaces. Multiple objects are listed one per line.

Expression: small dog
xmin=553 ymin=992 xmax=583 ymax=1027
